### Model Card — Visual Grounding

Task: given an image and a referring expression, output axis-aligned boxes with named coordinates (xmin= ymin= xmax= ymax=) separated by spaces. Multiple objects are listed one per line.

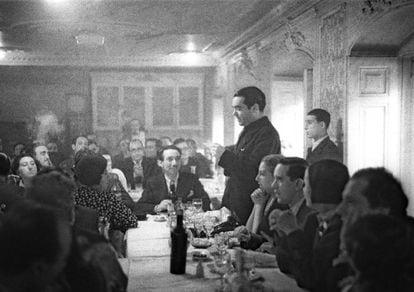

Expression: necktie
xmin=170 ymin=182 xmax=176 ymax=195
xmin=170 ymin=182 xmax=177 ymax=203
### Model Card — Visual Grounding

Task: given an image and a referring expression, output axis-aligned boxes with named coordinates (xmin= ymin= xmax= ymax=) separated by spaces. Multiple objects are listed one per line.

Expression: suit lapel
xmin=296 ymin=200 xmax=311 ymax=228
xmin=176 ymin=174 xmax=189 ymax=199
xmin=311 ymin=137 xmax=330 ymax=155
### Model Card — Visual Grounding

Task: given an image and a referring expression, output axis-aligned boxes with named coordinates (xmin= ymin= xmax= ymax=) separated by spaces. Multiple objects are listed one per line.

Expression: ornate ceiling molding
xmin=0 ymin=51 xmax=218 ymax=67
xmin=220 ymin=0 xmax=321 ymax=59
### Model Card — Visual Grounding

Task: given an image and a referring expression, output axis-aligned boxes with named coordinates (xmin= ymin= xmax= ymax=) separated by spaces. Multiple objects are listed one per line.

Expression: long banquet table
xmin=124 ymin=217 xmax=306 ymax=291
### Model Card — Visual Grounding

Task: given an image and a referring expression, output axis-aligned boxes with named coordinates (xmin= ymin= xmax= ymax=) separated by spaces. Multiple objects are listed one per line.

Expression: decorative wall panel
xmin=359 ymin=68 xmax=388 ymax=95
xmin=318 ymin=4 xmax=347 ymax=144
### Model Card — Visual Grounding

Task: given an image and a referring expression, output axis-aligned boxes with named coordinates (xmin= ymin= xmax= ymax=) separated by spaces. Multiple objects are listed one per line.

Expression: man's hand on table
xmin=154 ymin=199 xmax=173 ymax=213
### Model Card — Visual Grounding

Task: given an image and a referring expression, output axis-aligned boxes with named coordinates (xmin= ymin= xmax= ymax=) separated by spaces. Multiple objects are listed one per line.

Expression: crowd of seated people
xmin=1 ymin=111 xmax=414 ymax=292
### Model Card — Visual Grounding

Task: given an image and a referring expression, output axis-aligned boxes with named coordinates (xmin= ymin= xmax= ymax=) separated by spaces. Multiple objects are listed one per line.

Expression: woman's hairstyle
xmin=308 ymin=159 xmax=349 ymax=204
xmin=0 ymin=153 xmax=11 ymax=176
xmin=74 ymin=153 xmax=107 ymax=186
xmin=10 ymin=154 xmax=40 ymax=176
xmin=261 ymin=154 xmax=284 ymax=174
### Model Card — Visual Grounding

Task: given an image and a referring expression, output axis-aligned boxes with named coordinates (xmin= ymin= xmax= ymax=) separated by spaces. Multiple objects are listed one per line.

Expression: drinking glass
xmin=204 ymin=216 xmax=215 ymax=238
xmin=192 ymin=198 xmax=203 ymax=212
xmin=213 ymin=250 xmax=231 ymax=292
xmin=214 ymin=232 xmax=229 ymax=254
xmin=193 ymin=213 xmax=204 ymax=237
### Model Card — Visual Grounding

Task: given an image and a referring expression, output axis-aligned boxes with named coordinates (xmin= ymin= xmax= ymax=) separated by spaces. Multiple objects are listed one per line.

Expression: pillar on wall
xmin=314 ymin=4 xmax=347 ymax=159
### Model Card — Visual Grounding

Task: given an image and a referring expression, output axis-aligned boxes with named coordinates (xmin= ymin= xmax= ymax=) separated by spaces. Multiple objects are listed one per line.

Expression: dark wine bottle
xmin=170 ymin=209 xmax=187 ymax=274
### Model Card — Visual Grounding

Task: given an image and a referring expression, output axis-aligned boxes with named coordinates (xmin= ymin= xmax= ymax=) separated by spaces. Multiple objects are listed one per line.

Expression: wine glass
xmin=214 ymin=232 xmax=229 ymax=254
xmin=192 ymin=198 xmax=203 ymax=212
xmin=193 ymin=213 xmax=204 ymax=237
xmin=204 ymin=216 xmax=215 ymax=238
xmin=213 ymin=250 xmax=231 ymax=292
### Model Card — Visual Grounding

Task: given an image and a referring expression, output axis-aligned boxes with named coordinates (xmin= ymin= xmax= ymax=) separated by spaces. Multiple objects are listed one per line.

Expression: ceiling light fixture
xmin=186 ymin=42 xmax=196 ymax=52
xmin=0 ymin=50 xmax=6 ymax=60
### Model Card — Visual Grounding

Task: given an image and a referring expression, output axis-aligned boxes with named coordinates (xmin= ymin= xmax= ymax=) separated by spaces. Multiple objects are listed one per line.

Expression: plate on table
xmin=192 ymin=250 xmax=211 ymax=261
xmin=191 ymin=238 xmax=212 ymax=248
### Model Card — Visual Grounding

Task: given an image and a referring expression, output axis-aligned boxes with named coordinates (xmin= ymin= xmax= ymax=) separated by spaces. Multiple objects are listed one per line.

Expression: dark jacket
xmin=306 ymin=137 xmax=342 ymax=165
xmin=219 ymin=116 xmax=280 ymax=225
xmin=243 ymin=197 xmax=288 ymax=250
xmin=281 ymin=212 xmax=344 ymax=292
xmin=134 ymin=172 xmax=211 ymax=215
xmin=62 ymin=227 xmax=128 ymax=292
xmin=74 ymin=205 xmax=99 ymax=232
xmin=114 ymin=157 xmax=161 ymax=189
xmin=181 ymin=155 xmax=213 ymax=178
xmin=274 ymin=201 xmax=319 ymax=275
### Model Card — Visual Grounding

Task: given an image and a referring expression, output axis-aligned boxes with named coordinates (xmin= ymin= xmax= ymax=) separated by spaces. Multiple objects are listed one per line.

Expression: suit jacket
xmin=219 ymin=116 xmax=281 ymax=225
xmin=114 ymin=157 xmax=161 ymax=189
xmin=181 ymin=155 xmax=213 ymax=178
xmin=306 ymin=137 xmax=342 ymax=165
xmin=275 ymin=200 xmax=319 ymax=275
xmin=296 ymin=214 xmax=345 ymax=292
xmin=134 ymin=172 xmax=211 ymax=215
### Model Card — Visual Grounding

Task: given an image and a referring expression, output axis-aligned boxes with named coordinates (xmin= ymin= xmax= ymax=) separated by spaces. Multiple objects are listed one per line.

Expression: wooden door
xmin=347 ymin=57 xmax=401 ymax=176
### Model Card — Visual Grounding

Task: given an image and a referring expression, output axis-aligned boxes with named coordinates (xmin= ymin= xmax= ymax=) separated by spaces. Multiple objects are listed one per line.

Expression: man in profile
xmin=33 ymin=143 xmax=53 ymax=170
xmin=213 ymin=86 xmax=281 ymax=224
xmin=59 ymin=135 xmax=89 ymax=177
xmin=305 ymin=108 xmax=342 ymax=165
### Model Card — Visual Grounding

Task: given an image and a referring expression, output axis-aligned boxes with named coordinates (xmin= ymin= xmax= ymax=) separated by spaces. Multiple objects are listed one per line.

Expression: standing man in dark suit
xmin=135 ymin=145 xmax=211 ymax=215
xmin=115 ymin=140 xmax=161 ymax=190
xmin=213 ymin=86 xmax=281 ymax=225
xmin=305 ymin=108 xmax=342 ymax=165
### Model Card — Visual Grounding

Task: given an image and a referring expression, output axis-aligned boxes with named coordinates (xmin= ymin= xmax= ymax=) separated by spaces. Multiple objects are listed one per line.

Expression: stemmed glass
xmin=193 ymin=213 xmax=204 ymax=237
xmin=192 ymin=198 xmax=203 ymax=213
xmin=213 ymin=250 xmax=231 ymax=292
xmin=214 ymin=232 xmax=229 ymax=254
xmin=204 ymin=219 xmax=215 ymax=238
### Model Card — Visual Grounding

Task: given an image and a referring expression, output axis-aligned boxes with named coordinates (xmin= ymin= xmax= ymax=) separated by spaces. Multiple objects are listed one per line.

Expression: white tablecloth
xmin=125 ymin=218 xmax=306 ymax=291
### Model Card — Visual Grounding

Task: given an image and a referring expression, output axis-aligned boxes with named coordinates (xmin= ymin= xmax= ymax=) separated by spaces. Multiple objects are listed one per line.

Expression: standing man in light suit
xmin=213 ymin=86 xmax=281 ymax=224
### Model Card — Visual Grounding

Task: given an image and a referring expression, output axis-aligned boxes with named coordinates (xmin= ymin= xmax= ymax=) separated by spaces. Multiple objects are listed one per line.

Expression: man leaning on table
xmin=213 ymin=86 xmax=281 ymax=225
xmin=134 ymin=145 xmax=211 ymax=215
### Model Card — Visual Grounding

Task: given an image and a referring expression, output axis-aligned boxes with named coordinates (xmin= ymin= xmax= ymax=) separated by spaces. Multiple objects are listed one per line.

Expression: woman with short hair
xmin=11 ymin=154 xmax=40 ymax=188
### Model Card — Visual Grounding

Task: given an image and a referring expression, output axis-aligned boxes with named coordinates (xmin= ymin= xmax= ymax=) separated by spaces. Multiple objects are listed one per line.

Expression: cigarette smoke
xmin=33 ymin=111 xmax=64 ymax=144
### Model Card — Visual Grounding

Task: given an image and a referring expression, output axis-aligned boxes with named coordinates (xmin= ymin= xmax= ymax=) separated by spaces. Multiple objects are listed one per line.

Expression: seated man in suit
xmin=135 ymin=145 xmax=211 ymax=215
xmin=115 ymin=139 xmax=161 ymax=190
xmin=268 ymin=157 xmax=319 ymax=274
xmin=305 ymin=108 xmax=342 ymax=165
